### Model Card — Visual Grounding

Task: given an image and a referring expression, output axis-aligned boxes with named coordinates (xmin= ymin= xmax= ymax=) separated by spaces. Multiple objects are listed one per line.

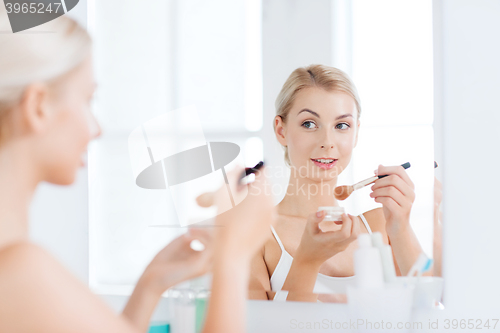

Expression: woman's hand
xmin=370 ymin=164 xmax=415 ymax=235
xmin=196 ymin=166 xmax=276 ymax=333
xmin=123 ymin=229 xmax=213 ymax=331
xmin=197 ymin=165 xmax=276 ymax=261
xmin=295 ymin=211 xmax=361 ymax=267
xmin=140 ymin=228 xmax=213 ymax=296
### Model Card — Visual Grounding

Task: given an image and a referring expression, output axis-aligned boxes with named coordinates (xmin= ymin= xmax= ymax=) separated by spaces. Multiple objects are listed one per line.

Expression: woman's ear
xmin=274 ymin=115 xmax=287 ymax=147
xmin=17 ymin=83 xmax=51 ymax=136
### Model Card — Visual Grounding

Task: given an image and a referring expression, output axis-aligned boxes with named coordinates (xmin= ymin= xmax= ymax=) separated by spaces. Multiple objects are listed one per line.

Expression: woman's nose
xmin=88 ymin=112 xmax=102 ymax=139
xmin=321 ymin=145 xmax=334 ymax=149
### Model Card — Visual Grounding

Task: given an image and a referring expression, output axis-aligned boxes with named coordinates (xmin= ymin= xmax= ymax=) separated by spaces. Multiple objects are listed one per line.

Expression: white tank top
xmin=269 ymin=214 xmax=372 ymax=300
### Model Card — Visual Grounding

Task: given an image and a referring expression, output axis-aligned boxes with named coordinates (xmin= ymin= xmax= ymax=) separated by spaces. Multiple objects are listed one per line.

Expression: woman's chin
xmin=46 ymin=169 xmax=79 ymax=186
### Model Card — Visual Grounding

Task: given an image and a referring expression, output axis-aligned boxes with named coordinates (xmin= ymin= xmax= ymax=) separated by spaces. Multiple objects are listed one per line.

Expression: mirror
xmin=246 ymin=0 xmax=439 ymax=304
xmin=89 ymin=0 xmax=441 ymax=306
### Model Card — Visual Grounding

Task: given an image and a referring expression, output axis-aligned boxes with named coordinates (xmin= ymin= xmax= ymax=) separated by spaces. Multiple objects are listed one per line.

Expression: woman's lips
xmin=311 ymin=158 xmax=337 ymax=170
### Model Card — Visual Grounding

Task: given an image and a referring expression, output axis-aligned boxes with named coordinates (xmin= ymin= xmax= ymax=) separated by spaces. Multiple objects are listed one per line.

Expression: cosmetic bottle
xmin=371 ymin=232 xmax=397 ymax=283
xmin=348 ymin=234 xmax=414 ymax=331
xmin=317 ymin=206 xmax=344 ymax=221
xmin=353 ymin=233 xmax=384 ymax=288
xmin=168 ymin=288 xmax=196 ymax=333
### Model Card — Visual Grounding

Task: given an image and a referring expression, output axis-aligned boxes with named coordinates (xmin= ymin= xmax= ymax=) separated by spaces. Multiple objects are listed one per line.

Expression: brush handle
xmin=377 ymin=162 xmax=411 ymax=179
xmin=352 ymin=176 xmax=378 ymax=191
xmin=352 ymin=162 xmax=411 ymax=191
xmin=239 ymin=160 xmax=265 ymax=184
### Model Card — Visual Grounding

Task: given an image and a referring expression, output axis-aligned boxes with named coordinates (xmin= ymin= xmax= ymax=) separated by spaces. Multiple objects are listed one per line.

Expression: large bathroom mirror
xmin=89 ymin=0 xmax=440 ymax=306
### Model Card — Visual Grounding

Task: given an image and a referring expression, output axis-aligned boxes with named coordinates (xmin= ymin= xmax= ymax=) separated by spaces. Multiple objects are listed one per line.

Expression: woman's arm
xmin=200 ymin=165 xmax=276 ymax=333
xmin=122 ymin=229 xmax=213 ymax=332
xmin=203 ymin=250 xmax=251 ymax=332
xmin=122 ymin=275 xmax=162 ymax=332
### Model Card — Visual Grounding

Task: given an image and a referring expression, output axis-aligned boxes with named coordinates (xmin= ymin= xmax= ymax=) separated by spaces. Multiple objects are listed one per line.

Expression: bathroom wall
xmin=435 ymin=0 xmax=500 ymax=315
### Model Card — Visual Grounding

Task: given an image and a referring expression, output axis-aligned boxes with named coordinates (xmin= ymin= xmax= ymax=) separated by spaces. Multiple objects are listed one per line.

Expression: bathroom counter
xmin=246 ymin=300 xmax=447 ymax=333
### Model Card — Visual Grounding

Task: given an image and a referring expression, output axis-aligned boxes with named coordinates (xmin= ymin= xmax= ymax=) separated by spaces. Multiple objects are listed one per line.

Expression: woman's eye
xmin=301 ymin=121 xmax=317 ymax=129
xmin=336 ymin=123 xmax=350 ymax=130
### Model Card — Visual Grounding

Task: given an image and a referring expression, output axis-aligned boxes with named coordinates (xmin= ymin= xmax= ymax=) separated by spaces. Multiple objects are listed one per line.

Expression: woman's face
xmin=38 ymin=54 xmax=101 ymax=185
xmin=275 ymin=87 xmax=359 ymax=182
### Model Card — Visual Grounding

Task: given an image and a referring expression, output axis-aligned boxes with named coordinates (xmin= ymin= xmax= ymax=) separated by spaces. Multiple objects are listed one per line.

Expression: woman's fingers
xmin=374 ymin=196 xmax=399 ymax=210
xmin=246 ymin=166 xmax=265 ymax=196
xmin=337 ymin=213 xmax=353 ymax=240
xmin=227 ymin=164 xmax=246 ymax=190
xmin=350 ymin=214 xmax=361 ymax=240
xmin=188 ymin=228 xmax=214 ymax=247
xmin=211 ymin=165 xmax=247 ymax=213
xmin=308 ymin=210 xmax=325 ymax=234
xmin=370 ymin=186 xmax=409 ymax=207
xmin=371 ymin=174 xmax=414 ymax=200
xmin=196 ymin=192 xmax=215 ymax=208
xmin=376 ymin=164 xmax=415 ymax=189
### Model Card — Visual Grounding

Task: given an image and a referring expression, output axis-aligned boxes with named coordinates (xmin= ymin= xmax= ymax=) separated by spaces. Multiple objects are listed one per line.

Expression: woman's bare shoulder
xmin=0 ymin=241 xmax=53 ymax=271
xmin=361 ymin=208 xmax=388 ymax=234
xmin=0 ymin=241 xmax=134 ymax=333
xmin=0 ymin=241 xmax=72 ymax=296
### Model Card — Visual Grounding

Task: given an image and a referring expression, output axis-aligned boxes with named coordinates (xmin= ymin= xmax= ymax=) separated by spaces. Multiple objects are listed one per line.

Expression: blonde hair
xmin=274 ymin=64 xmax=362 ymax=167
xmin=0 ymin=6 xmax=91 ymax=143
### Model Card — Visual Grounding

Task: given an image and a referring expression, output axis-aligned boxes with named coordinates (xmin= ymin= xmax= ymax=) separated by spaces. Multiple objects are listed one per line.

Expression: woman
xmin=249 ymin=65 xmax=428 ymax=301
xmin=0 ymin=10 xmax=275 ymax=333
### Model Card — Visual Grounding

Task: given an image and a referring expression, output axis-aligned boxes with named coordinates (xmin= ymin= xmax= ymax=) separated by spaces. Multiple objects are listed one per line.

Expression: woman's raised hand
xmin=140 ymin=228 xmax=214 ymax=296
xmin=197 ymin=165 xmax=276 ymax=261
xmin=370 ymin=164 xmax=416 ymax=235
xmin=295 ymin=211 xmax=361 ymax=267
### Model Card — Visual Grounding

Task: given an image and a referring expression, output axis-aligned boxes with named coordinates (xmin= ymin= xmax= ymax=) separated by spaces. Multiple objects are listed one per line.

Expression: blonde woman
xmin=0 ymin=9 xmax=275 ymax=333
xmin=249 ymin=65 xmax=427 ymax=301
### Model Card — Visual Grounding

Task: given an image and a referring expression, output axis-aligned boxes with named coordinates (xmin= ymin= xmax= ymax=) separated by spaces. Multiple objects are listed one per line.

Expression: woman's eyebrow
xmin=336 ymin=114 xmax=353 ymax=120
xmin=297 ymin=109 xmax=353 ymax=121
xmin=298 ymin=108 xmax=320 ymax=118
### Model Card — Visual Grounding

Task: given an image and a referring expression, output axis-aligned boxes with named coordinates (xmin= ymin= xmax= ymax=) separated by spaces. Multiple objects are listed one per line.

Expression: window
xmin=89 ymin=0 xmax=263 ymax=293
xmin=348 ymin=0 xmax=434 ymax=255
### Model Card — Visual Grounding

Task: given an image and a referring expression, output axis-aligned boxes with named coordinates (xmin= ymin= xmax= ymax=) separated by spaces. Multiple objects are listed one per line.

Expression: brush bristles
xmin=334 ymin=186 xmax=354 ymax=200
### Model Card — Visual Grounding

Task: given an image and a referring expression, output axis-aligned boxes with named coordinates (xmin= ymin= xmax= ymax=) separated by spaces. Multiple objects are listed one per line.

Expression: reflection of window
xmin=345 ymin=0 xmax=434 ymax=256
xmin=89 ymin=0 xmax=263 ymax=294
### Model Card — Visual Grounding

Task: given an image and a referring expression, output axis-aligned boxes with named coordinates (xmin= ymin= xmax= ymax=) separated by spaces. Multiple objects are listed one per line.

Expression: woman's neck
xmin=0 ymin=141 xmax=39 ymax=247
xmin=278 ymin=168 xmax=340 ymax=219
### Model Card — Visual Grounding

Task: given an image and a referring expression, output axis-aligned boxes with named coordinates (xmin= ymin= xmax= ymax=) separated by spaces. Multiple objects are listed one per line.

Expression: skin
xmin=248 ymin=87 xmax=429 ymax=302
xmin=433 ymin=177 xmax=443 ymax=277
xmin=0 ymin=53 xmax=277 ymax=333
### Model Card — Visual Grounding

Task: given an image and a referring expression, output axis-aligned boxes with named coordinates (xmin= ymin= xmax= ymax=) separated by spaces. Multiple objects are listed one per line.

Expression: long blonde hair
xmin=275 ymin=64 xmax=361 ymax=167
xmin=0 ymin=6 xmax=91 ymax=143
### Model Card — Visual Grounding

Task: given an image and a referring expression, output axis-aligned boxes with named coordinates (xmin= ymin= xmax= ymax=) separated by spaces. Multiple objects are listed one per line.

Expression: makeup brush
xmin=334 ymin=162 xmax=411 ymax=201
xmin=240 ymin=160 xmax=265 ymax=182
xmin=196 ymin=161 xmax=265 ymax=207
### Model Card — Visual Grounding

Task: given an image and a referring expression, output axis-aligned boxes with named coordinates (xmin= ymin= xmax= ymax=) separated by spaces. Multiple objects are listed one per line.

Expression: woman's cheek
xmin=336 ymin=135 xmax=356 ymax=166
xmin=290 ymin=133 xmax=314 ymax=163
